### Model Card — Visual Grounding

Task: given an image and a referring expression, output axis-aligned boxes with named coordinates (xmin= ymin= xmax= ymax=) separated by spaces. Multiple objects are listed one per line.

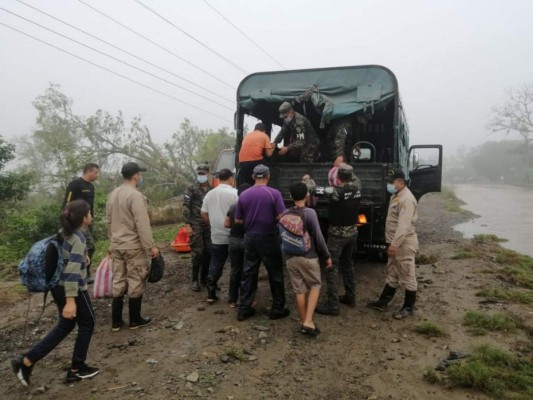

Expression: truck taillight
xmin=357 ymin=214 xmax=367 ymax=225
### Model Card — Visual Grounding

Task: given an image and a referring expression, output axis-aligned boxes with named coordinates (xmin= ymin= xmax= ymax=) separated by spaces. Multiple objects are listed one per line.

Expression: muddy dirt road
xmin=1 ymin=192 xmax=531 ymax=399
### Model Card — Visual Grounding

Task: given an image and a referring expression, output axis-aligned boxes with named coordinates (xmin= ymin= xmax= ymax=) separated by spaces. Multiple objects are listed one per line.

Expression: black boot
xmin=206 ymin=279 xmax=218 ymax=304
xmin=339 ymin=295 xmax=356 ymax=307
xmin=111 ymin=296 xmax=124 ymax=332
xmin=129 ymin=297 xmax=152 ymax=329
xmin=367 ymin=284 xmax=396 ymax=311
xmin=393 ymin=290 xmax=416 ymax=319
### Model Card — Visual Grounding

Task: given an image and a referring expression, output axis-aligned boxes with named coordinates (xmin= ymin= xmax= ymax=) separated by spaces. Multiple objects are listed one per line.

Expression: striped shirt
xmin=60 ymin=230 xmax=88 ymax=297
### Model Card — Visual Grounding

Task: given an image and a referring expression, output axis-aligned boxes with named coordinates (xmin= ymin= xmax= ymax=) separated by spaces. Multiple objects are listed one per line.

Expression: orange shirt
xmin=239 ymin=130 xmax=271 ymax=162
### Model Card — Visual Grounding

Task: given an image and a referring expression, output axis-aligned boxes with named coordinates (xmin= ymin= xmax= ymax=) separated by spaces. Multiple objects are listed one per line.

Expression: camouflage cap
xmin=196 ymin=164 xmax=209 ymax=173
xmin=279 ymin=101 xmax=293 ymax=118
xmin=337 ymin=163 xmax=353 ymax=178
xmin=385 ymin=169 xmax=405 ymax=182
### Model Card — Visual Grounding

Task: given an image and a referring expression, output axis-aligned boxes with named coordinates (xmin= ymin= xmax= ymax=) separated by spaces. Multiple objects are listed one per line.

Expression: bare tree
xmin=488 ymin=84 xmax=533 ymax=183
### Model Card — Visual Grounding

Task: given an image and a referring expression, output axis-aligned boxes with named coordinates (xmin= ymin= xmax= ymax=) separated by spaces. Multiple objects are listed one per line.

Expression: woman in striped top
xmin=12 ymin=200 xmax=100 ymax=386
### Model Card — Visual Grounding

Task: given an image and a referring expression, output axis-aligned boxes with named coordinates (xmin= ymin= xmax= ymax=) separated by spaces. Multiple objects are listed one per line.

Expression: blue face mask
xmin=137 ymin=176 xmax=144 ymax=188
xmin=386 ymin=183 xmax=396 ymax=194
xmin=197 ymin=175 xmax=208 ymax=184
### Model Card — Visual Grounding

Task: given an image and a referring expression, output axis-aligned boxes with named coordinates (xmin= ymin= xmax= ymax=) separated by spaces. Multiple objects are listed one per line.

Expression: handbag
xmin=148 ymin=254 xmax=165 ymax=283
xmin=93 ymin=255 xmax=113 ymax=298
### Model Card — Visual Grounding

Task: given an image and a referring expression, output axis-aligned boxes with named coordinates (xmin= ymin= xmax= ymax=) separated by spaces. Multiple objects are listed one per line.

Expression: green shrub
xmin=413 ymin=321 xmax=447 ymax=337
xmin=463 ymin=311 xmax=518 ymax=335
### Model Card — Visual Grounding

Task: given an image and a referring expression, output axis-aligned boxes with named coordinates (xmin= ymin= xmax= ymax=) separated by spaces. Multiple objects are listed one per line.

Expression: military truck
xmin=215 ymin=65 xmax=442 ymax=257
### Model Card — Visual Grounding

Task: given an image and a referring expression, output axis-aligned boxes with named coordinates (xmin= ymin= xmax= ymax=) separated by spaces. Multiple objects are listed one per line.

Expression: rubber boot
xmin=367 ymin=284 xmax=396 ymax=311
xmin=111 ymin=296 xmax=124 ymax=332
xmin=206 ymin=278 xmax=218 ymax=303
xmin=129 ymin=297 xmax=152 ymax=329
xmin=393 ymin=290 xmax=416 ymax=319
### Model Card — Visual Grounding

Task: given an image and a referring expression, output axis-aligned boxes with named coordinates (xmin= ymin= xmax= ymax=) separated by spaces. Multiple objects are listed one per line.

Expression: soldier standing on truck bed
xmin=367 ymin=170 xmax=419 ymax=319
xmin=183 ymin=164 xmax=212 ymax=292
xmin=312 ymin=164 xmax=362 ymax=316
xmin=272 ymin=102 xmax=320 ymax=163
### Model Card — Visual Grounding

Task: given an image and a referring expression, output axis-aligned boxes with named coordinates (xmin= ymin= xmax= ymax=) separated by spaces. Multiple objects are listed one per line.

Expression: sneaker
xmin=269 ymin=308 xmax=290 ymax=320
xmin=393 ymin=307 xmax=413 ymax=319
xmin=129 ymin=317 xmax=152 ymax=329
xmin=111 ymin=320 xmax=124 ymax=332
xmin=228 ymin=302 xmax=237 ymax=308
xmin=66 ymin=364 xmax=100 ymax=383
xmin=367 ymin=300 xmax=388 ymax=312
xmin=315 ymin=304 xmax=340 ymax=316
xmin=11 ymin=356 xmax=33 ymax=387
xmin=192 ymin=282 xmax=201 ymax=292
xmin=339 ymin=295 xmax=356 ymax=307
xmin=237 ymin=308 xmax=255 ymax=321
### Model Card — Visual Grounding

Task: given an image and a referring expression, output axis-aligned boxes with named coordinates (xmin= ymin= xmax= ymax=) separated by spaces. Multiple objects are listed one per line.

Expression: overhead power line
xmin=202 ymin=0 xmax=285 ymax=70
xmin=0 ymin=22 xmax=232 ymax=122
xmin=1 ymin=7 xmax=233 ymax=111
xmin=15 ymin=0 xmax=234 ymax=104
xmin=133 ymin=0 xmax=248 ymax=74
xmin=77 ymin=0 xmax=235 ymax=89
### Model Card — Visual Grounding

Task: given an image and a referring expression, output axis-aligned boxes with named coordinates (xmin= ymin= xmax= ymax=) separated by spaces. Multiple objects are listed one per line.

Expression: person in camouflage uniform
xmin=322 ymin=117 xmax=361 ymax=165
xmin=272 ymin=102 xmax=320 ymax=163
xmin=313 ymin=164 xmax=362 ymax=315
xmin=183 ymin=164 xmax=212 ymax=291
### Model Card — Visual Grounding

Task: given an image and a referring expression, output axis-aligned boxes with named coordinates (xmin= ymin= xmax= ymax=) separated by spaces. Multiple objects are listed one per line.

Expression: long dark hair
xmin=60 ymin=200 xmax=90 ymax=237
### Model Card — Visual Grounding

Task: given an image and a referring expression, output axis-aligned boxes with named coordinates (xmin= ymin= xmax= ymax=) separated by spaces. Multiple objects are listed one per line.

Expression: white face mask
xmin=197 ymin=175 xmax=208 ymax=184
xmin=386 ymin=183 xmax=396 ymax=194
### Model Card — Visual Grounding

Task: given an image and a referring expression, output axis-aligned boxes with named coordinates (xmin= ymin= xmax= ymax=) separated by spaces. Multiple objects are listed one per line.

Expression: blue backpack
xmin=18 ymin=234 xmax=64 ymax=293
xmin=279 ymin=207 xmax=312 ymax=256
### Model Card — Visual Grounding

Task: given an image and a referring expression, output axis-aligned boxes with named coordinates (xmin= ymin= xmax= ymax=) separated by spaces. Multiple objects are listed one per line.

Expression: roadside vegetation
xmin=425 ymin=343 xmax=533 ymax=399
xmin=413 ymin=321 xmax=447 ymax=338
xmin=463 ymin=311 xmax=520 ymax=336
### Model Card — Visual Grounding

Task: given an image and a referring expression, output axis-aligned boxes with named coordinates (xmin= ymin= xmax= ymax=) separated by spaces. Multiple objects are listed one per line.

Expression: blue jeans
xmin=207 ymin=243 xmax=229 ymax=297
xmin=26 ymin=286 xmax=95 ymax=369
xmin=239 ymin=233 xmax=286 ymax=313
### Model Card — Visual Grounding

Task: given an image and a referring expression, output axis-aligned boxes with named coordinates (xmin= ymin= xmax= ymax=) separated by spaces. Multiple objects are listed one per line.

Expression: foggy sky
xmin=1 ymin=0 xmax=532 ymax=157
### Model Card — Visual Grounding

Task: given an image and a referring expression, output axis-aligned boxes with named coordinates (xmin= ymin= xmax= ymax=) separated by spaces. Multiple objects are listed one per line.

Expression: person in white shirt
xmin=201 ymin=169 xmax=238 ymax=303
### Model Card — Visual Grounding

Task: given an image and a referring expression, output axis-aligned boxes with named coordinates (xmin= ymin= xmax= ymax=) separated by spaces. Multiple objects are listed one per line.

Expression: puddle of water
xmin=453 ymin=184 xmax=533 ymax=257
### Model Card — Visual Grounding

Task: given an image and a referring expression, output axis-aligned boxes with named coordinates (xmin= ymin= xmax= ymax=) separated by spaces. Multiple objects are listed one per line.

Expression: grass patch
xmin=445 ymin=343 xmax=533 ymax=399
xmin=423 ymin=367 xmax=445 ymax=384
xmin=476 ymin=288 xmax=533 ymax=305
xmin=445 ymin=203 xmax=464 ymax=213
xmin=416 ymin=253 xmax=439 ymax=265
xmin=413 ymin=321 xmax=447 ymax=337
xmin=491 ymin=248 xmax=533 ymax=289
xmin=473 ymin=234 xmax=508 ymax=244
xmin=153 ymin=224 xmax=182 ymax=244
xmin=463 ymin=311 xmax=518 ymax=335
xmin=452 ymin=251 xmax=475 ymax=260
xmin=225 ymin=346 xmax=245 ymax=361
xmin=0 ymin=283 xmax=27 ymax=305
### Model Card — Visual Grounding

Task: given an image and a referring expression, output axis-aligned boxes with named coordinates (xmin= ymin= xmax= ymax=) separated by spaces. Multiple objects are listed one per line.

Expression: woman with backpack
xmin=12 ymin=199 xmax=99 ymax=386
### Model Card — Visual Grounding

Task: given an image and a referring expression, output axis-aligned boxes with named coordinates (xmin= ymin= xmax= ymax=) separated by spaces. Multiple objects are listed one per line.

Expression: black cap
xmin=385 ymin=170 xmax=406 ymax=182
xmin=121 ymin=162 xmax=147 ymax=178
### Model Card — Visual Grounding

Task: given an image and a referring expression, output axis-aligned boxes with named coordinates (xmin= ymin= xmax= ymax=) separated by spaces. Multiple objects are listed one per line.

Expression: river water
xmin=453 ymin=184 xmax=533 ymax=256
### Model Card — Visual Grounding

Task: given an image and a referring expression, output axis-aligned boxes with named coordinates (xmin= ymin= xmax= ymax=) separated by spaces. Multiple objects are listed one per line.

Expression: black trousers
xmin=26 ymin=286 xmax=95 ymax=370
xmin=228 ymin=236 xmax=245 ymax=303
xmin=239 ymin=233 xmax=286 ymax=313
xmin=238 ymin=160 xmax=263 ymax=186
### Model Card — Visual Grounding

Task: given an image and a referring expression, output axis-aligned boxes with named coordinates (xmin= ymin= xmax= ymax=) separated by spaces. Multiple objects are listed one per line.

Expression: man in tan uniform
xmin=367 ymin=170 xmax=418 ymax=319
xmin=106 ymin=162 xmax=160 ymax=331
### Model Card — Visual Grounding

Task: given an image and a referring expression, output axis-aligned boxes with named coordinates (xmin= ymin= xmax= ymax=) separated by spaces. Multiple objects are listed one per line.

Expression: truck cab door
xmin=408 ymin=145 xmax=443 ymax=200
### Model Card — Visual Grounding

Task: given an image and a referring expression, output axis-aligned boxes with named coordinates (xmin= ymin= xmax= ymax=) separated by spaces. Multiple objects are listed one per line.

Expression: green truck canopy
xmin=237 ymin=65 xmax=399 ymax=127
